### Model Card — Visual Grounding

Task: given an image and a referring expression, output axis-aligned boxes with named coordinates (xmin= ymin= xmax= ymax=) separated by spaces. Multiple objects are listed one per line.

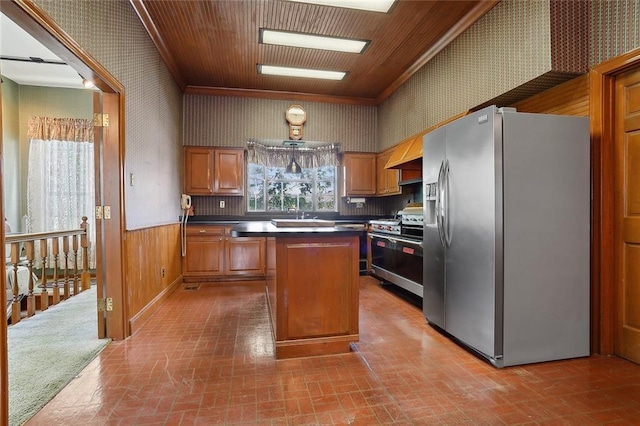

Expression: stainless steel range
xmin=369 ymin=206 xmax=423 ymax=298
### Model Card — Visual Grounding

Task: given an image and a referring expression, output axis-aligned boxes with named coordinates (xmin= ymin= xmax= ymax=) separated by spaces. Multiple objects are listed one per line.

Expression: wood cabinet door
xmin=183 ymin=226 xmax=225 ymax=276
xmin=277 ymin=236 xmax=359 ymax=340
xmin=615 ymin=66 xmax=640 ymax=364
xmin=214 ymin=148 xmax=244 ymax=196
xmin=225 ymin=237 xmax=266 ymax=276
xmin=343 ymin=152 xmax=376 ymax=196
xmin=184 ymin=147 xmax=214 ymax=195
xmin=376 ymin=148 xmax=400 ymax=196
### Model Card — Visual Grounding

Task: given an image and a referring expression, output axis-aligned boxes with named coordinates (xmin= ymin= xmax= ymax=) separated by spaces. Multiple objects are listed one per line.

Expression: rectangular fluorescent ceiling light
xmin=285 ymin=0 xmax=395 ymax=13
xmin=258 ymin=64 xmax=346 ymax=80
xmin=260 ymin=29 xmax=369 ymax=54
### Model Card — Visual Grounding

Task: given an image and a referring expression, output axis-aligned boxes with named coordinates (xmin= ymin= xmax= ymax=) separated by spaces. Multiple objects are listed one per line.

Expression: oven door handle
xmin=369 ymin=233 xmax=423 ymax=248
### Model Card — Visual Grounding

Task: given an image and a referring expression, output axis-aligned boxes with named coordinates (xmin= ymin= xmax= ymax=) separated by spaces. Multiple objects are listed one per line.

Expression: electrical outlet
xmin=161 ymin=267 xmax=165 ymax=277
xmin=219 ymin=200 xmax=225 ymax=209
xmin=129 ymin=173 xmax=134 ymax=186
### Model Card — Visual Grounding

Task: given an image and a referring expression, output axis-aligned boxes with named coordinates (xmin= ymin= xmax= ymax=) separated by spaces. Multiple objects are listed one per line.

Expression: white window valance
xmin=246 ymin=140 xmax=339 ymax=169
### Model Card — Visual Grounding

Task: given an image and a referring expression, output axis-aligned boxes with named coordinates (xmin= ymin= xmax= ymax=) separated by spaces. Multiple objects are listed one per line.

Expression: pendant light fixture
xmin=284 ymin=141 xmax=304 ymax=174
xmin=286 ymin=154 xmax=302 ymax=174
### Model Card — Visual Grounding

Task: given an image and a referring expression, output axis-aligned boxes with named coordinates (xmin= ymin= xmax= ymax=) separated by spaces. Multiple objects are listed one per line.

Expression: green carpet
xmin=7 ymin=286 xmax=110 ymax=425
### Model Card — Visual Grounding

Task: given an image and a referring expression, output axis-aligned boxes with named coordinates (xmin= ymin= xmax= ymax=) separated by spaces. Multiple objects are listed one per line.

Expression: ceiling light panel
xmin=260 ymin=29 xmax=369 ymax=54
xmin=258 ymin=64 xmax=346 ymax=80
xmin=284 ymin=0 xmax=395 ymax=13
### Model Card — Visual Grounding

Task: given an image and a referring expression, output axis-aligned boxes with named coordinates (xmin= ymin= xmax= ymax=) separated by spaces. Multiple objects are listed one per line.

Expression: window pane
xmin=248 ymin=179 xmax=265 ymax=211
xmin=267 ymin=167 xmax=285 ymax=179
xmin=316 ymin=180 xmax=334 ymax=195
xmin=249 ymin=163 xmax=265 ymax=175
xmin=317 ymin=196 xmax=336 ymax=211
xmin=317 ymin=165 xmax=335 ymax=180
xmin=249 ymin=162 xmax=337 ymax=213
xmin=299 ymin=197 xmax=313 ymax=210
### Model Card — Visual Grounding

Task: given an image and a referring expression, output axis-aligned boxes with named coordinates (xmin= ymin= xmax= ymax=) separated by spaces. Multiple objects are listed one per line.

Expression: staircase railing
xmin=5 ymin=217 xmax=90 ymax=324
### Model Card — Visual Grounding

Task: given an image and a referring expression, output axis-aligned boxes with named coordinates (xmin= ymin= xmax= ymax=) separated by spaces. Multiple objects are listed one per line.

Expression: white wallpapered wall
xmin=183 ymin=96 xmax=377 ymax=152
xmin=590 ymin=0 xmax=640 ymax=66
xmin=378 ymin=0 xmax=553 ymax=150
xmin=35 ymin=0 xmax=184 ymax=229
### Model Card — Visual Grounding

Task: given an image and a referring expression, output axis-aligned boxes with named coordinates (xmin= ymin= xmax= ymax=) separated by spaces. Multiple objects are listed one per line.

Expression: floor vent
xmin=183 ymin=283 xmax=201 ymax=291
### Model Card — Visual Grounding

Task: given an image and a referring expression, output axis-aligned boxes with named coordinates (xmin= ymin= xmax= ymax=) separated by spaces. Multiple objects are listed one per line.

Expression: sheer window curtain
xmin=26 ymin=117 xmax=96 ymax=269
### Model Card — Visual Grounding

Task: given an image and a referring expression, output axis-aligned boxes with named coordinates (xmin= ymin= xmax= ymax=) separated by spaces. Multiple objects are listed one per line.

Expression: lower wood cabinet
xmin=225 ymin=237 xmax=266 ymax=276
xmin=183 ymin=225 xmax=266 ymax=281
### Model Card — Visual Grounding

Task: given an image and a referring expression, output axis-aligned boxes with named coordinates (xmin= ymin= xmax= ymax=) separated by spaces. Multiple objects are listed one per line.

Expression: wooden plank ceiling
xmin=131 ymin=0 xmax=499 ymax=105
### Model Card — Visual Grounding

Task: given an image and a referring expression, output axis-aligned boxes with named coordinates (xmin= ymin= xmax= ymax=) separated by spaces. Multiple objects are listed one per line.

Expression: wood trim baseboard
xmin=129 ymin=275 xmax=182 ymax=335
xmin=275 ymin=334 xmax=360 ymax=360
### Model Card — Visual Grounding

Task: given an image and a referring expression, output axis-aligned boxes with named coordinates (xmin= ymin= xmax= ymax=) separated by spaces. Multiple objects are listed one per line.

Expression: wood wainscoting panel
xmin=126 ymin=223 xmax=182 ymax=334
xmin=511 ymin=74 xmax=590 ymax=116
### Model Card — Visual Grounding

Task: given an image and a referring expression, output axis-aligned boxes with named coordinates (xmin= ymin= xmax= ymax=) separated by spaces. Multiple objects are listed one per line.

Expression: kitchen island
xmin=231 ymin=221 xmax=363 ymax=359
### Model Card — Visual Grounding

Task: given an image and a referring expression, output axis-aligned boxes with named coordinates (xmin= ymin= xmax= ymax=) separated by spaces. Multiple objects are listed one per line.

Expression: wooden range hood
xmin=384 ymin=111 xmax=470 ymax=182
xmin=384 ymin=134 xmax=422 ymax=171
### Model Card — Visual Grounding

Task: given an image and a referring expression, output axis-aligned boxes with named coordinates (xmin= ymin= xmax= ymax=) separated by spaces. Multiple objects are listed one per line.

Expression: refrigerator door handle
xmin=444 ymin=160 xmax=452 ymax=247
xmin=436 ymin=160 xmax=446 ymax=248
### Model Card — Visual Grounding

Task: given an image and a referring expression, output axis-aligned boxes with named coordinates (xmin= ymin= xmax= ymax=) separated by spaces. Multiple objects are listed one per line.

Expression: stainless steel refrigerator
xmin=422 ymin=105 xmax=590 ymax=368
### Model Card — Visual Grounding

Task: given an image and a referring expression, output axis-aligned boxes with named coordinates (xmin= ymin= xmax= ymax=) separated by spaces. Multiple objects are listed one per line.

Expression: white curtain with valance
xmin=26 ymin=117 xmax=96 ymax=269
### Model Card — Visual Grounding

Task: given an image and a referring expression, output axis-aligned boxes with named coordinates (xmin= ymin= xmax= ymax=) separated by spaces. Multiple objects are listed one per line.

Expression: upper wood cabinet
xmin=342 ymin=152 xmax=376 ymax=196
xmin=214 ymin=148 xmax=244 ymax=195
xmin=376 ymin=147 xmax=401 ymax=196
xmin=184 ymin=147 xmax=215 ymax=195
xmin=184 ymin=147 xmax=244 ymax=196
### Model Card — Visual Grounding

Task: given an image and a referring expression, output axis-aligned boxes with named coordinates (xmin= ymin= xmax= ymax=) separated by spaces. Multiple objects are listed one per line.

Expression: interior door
xmin=92 ymin=93 xmax=106 ymax=339
xmin=615 ymin=66 xmax=640 ymax=364
xmin=94 ymin=92 xmax=126 ymax=341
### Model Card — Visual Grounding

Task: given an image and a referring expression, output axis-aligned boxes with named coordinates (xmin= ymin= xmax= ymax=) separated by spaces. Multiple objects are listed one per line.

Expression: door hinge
xmin=97 ymin=298 xmax=113 ymax=312
xmin=93 ymin=113 xmax=109 ymax=127
xmin=95 ymin=205 xmax=111 ymax=220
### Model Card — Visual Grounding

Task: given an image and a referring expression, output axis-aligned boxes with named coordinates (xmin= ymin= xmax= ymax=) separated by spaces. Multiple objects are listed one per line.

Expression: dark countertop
xmin=230 ymin=221 xmax=366 ymax=237
xmin=182 ymin=214 xmax=385 ymax=226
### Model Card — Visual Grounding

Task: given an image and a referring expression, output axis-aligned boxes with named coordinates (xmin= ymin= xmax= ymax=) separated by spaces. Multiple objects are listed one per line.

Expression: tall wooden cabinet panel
xmin=183 ymin=226 xmax=225 ymax=276
xmin=376 ymin=148 xmax=401 ymax=196
xmin=214 ymin=148 xmax=244 ymax=196
xmin=184 ymin=147 xmax=245 ymax=196
xmin=342 ymin=152 xmax=376 ymax=196
xmin=184 ymin=147 xmax=215 ymax=195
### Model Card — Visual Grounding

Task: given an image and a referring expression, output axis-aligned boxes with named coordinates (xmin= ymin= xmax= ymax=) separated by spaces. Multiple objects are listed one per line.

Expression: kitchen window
xmin=246 ymin=140 xmax=339 ymax=212
xmin=247 ymin=164 xmax=337 ymax=212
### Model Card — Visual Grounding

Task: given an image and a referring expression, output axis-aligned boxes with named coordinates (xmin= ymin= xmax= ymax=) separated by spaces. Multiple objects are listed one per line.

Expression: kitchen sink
xmin=270 ymin=219 xmax=336 ymax=227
